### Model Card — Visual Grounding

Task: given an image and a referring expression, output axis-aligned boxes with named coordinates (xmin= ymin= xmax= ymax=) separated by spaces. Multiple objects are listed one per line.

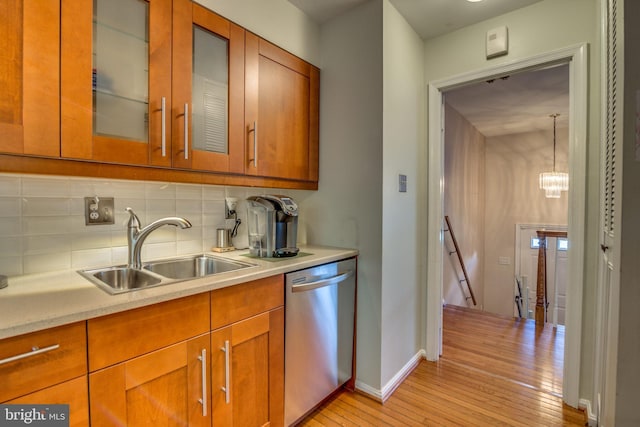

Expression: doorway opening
xmin=425 ymin=44 xmax=588 ymax=407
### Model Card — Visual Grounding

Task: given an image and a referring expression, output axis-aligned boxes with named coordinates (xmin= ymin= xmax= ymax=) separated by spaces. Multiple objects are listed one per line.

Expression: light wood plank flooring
xmin=299 ymin=305 xmax=586 ymax=426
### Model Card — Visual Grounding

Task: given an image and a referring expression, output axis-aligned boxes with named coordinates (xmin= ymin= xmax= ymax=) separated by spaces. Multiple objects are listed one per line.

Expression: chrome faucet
xmin=126 ymin=207 xmax=192 ymax=269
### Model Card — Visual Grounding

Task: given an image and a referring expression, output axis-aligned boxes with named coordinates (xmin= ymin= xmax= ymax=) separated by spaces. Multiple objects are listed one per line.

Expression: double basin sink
xmin=79 ymin=254 xmax=257 ymax=294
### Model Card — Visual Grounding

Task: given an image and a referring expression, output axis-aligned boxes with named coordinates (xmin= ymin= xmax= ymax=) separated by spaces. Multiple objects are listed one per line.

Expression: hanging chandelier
xmin=539 ymin=113 xmax=568 ymax=198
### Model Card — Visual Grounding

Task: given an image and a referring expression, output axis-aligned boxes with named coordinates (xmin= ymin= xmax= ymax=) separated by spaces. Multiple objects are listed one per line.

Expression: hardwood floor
xmin=299 ymin=305 xmax=587 ymax=426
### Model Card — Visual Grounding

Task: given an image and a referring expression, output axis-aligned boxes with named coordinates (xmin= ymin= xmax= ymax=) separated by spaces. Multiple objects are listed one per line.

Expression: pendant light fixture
xmin=539 ymin=113 xmax=568 ymax=198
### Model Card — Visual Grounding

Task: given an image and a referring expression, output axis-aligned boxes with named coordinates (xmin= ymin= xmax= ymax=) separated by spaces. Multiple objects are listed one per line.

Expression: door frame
xmin=426 ymin=43 xmax=588 ymax=407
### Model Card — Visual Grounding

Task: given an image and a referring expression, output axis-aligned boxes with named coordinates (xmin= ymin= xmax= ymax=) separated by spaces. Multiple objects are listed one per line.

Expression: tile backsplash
xmin=0 ymin=173 xmax=266 ymax=277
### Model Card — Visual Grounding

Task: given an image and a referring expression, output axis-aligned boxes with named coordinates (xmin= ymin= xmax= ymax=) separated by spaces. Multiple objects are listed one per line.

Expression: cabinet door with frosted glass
xmin=172 ymin=0 xmax=245 ymax=173
xmin=61 ymin=0 xmax=172 ymax=166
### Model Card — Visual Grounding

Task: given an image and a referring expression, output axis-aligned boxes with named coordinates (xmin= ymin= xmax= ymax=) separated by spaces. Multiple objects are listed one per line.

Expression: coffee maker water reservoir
xmin=246 ymin=195 xmax=299 ymax=257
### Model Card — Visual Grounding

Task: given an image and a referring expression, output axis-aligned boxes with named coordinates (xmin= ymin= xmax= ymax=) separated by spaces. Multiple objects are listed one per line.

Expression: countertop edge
xmin=0 ymin=245 xmax=358 ymax=340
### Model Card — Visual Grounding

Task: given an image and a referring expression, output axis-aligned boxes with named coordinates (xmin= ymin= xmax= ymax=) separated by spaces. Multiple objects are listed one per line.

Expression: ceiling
xmin=288 ymin=0 xmax=567 ymax=137
xmin=445 ymin=64 xmax=570 ymax=137
xmin=289 ymin=0 xmax=544 ymax=40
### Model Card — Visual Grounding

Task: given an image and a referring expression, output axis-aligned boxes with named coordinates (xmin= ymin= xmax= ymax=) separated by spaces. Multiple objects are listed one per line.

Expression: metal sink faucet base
xmin=126 ymin=207 xmax=192 ymax=270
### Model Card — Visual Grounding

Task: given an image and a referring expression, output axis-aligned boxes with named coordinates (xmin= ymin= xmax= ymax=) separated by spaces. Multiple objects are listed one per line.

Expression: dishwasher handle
xmin=291 ymin=270 xmax=354 ymax=293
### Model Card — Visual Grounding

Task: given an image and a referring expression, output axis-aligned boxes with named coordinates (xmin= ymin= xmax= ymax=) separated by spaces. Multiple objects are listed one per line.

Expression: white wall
xmin=301 ymin=0 xmax=384 ymax=391
xmin=195 ymin=0 xmax=321 ymax=66
xmin=484 ymin=128 xmax=569 ymax=317
xmin=617 ymin=0 xmax=640 ymax=423
xmin=443 ymin=103 xmax=485 ymax=309
xmin=423 ymin=0 xmax=600 ymax=403
xmin=300 ymin=0 xmax=426 ymax=395
xmin=380 ymin=0 xmax=425 ymax=390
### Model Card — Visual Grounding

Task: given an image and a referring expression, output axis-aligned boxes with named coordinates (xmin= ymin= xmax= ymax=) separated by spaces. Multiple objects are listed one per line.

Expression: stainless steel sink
xmin=80 ymin=266 xmax=164 ymax=294
xmin=143 ymin=255 xmax=255 ymax=280
xmin=79 ymin=254 xmax=256 ymax=294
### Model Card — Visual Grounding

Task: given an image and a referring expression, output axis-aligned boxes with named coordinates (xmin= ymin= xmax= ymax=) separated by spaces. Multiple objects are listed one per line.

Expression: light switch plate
xmin=399 ymin=174 xmax=407 ymax=193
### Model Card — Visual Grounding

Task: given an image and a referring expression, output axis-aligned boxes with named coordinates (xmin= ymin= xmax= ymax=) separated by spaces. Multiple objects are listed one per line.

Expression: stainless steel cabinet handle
xmin=161 ymin=97 xmax=166 ymax=157
xmin=197 ymin=349 xmax=207 ymax=416
xmin=249 ymin=121 xmax=258 ymax=167
xmin=291 ymin=270 xmax=354 ymax=293
xmin=221 ymin=340 xmax=230 ymax=404
xmin=184 ymin=103 xmax=189 ymax=160
xmin=0 ymin=344 xmax=60 ymax=366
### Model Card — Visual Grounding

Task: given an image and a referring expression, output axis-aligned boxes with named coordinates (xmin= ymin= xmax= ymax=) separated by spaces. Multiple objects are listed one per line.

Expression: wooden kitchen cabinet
xmin=87 ymin=293 xmax=209 ymax=371
xmin=245 ymin=33 xmax=320 ymax=183
xmin=61 ymin=0 xmax=173 ymax=166
xmin=87 ymin=293 xmax=210 ymax=425
xmin=0 ymin=0 xmax=60 ymax=157
xmin=0 ymin=322 xmax=88 ymax=425
xmin=89 ymin=333 xmax=211 ymax=426
xmin=172 ymin=0 xmax=245 ymax=173
xmin=61 ymin=0 xmax=246 ymax=175
xmin=210 ymin=275 xmax=285 ymax=426
xmin=7 ymin=377 xmax=90 ymax=427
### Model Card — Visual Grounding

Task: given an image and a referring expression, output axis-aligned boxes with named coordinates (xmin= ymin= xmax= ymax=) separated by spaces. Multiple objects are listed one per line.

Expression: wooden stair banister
xmin=535 ymin=230 xmax=568 ymax=326
xmin=444 ymin=216 xmax=477 ymax=306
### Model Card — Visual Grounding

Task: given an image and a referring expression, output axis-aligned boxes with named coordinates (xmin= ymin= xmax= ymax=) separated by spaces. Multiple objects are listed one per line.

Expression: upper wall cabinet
xmin=0 ymin=0 xmax=60 ymax=157
xmin=61 ymin=0 xmax=172 ymax=166
xmin=245 ymin=33 xmax=319 ymax=183
xmin=61 ymin=0 xmax=245 ymax=174
xmin=172 ymin=0 xmax=245 ymax=173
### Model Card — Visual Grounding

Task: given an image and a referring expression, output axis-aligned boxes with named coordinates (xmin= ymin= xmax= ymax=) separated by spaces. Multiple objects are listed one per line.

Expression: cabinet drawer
xmin=0 ymin=322 xmax=87 ymax=402
xmin=7 ymin=376 xmax=89 ymax=427
xmin=87 ymin=293 xmax=209 ymax=371
xmin=211 ymin=274 xmax=284 ymax=330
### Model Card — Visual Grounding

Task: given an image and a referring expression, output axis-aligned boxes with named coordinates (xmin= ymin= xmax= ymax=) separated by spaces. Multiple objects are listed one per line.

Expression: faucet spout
xmin=126 ymin=207 xmax=192 ymax=269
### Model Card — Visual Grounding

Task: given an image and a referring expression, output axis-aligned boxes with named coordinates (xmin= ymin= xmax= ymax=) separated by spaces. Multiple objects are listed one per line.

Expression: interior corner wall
xmin=483 ymin=128 xmax=569 ymax=317
xmin=443 ymin=103 xmax=486 ymax=309
xmin=423 ymin=0 xmax=600 ymax=402
xmin=380 ymin=0 xmax=425 ymax=389
xmin=302 ymin=0 xmax=384 ymax=392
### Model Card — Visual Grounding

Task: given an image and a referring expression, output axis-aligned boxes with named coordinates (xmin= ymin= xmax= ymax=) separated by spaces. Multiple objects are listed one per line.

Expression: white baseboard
xmin=579 ymin=398 xmax=597 ymax=426
xmin=355 ymin=350 xmax=425 ymax=403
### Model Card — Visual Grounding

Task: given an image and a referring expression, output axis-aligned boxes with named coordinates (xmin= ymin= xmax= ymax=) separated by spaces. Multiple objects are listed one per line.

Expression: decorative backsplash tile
xmin=0 ymin=173 xmax=268 ymax=278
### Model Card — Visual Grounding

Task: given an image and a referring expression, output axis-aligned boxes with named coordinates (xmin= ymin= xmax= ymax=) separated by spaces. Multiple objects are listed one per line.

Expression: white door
xmin=596 ymin=0 xmax=622 ymax=424
xmin=515 ymin=224 xmax=567 ymax=325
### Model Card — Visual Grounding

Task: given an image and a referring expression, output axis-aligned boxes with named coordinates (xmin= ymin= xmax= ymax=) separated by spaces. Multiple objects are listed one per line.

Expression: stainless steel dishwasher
xmin=284 ymin=257 xmax=357 ymax=426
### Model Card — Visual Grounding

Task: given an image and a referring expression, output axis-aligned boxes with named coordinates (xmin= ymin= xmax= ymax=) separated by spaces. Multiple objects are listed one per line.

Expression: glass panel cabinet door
xmin=172 ymin=0 xmax=244 ymax=173
xmin=192 ymin=27 xmax=228 ymax=155
xmin=93 ymin=0 xmax=149 ymax=143
xmin=61 ymin=0 xmax=171 ymax=166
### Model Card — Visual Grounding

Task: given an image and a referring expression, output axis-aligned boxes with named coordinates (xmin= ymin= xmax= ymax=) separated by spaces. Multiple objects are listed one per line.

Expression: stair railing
xmin=444 ymin=216 xmax=477 ymax=306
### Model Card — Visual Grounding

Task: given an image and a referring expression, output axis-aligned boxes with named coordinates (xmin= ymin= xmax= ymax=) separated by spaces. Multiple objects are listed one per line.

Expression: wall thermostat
xmin=486 ymin=26 xmax=508 ymax=59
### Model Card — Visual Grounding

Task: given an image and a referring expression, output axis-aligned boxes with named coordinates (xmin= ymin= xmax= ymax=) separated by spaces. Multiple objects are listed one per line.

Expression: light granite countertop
xmin=0 ymin=245 xmax=358 ymax=340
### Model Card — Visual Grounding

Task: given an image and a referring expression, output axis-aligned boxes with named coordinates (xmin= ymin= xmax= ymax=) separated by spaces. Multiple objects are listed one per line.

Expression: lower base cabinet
xmin=211 ymin=307 xmax=284 ymax=427
xmin=7 ymin=376 xmax=89 ymax=427
xmin=89 ymin=334 xmax=211 ymax=427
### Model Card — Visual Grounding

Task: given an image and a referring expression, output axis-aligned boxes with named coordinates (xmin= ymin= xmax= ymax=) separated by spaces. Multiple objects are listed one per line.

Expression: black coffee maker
xmin=246 ymin=195 xmax=299 ymax=257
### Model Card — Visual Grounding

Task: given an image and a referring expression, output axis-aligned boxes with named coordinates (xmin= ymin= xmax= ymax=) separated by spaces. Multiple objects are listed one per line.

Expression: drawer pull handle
xmin=221 ymin=340 xmax=230 ymax=404
xmin=197 ymin=349 xmax=207 ymax=416
xmin=0 ymin=344 xmax=60 ymax=366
